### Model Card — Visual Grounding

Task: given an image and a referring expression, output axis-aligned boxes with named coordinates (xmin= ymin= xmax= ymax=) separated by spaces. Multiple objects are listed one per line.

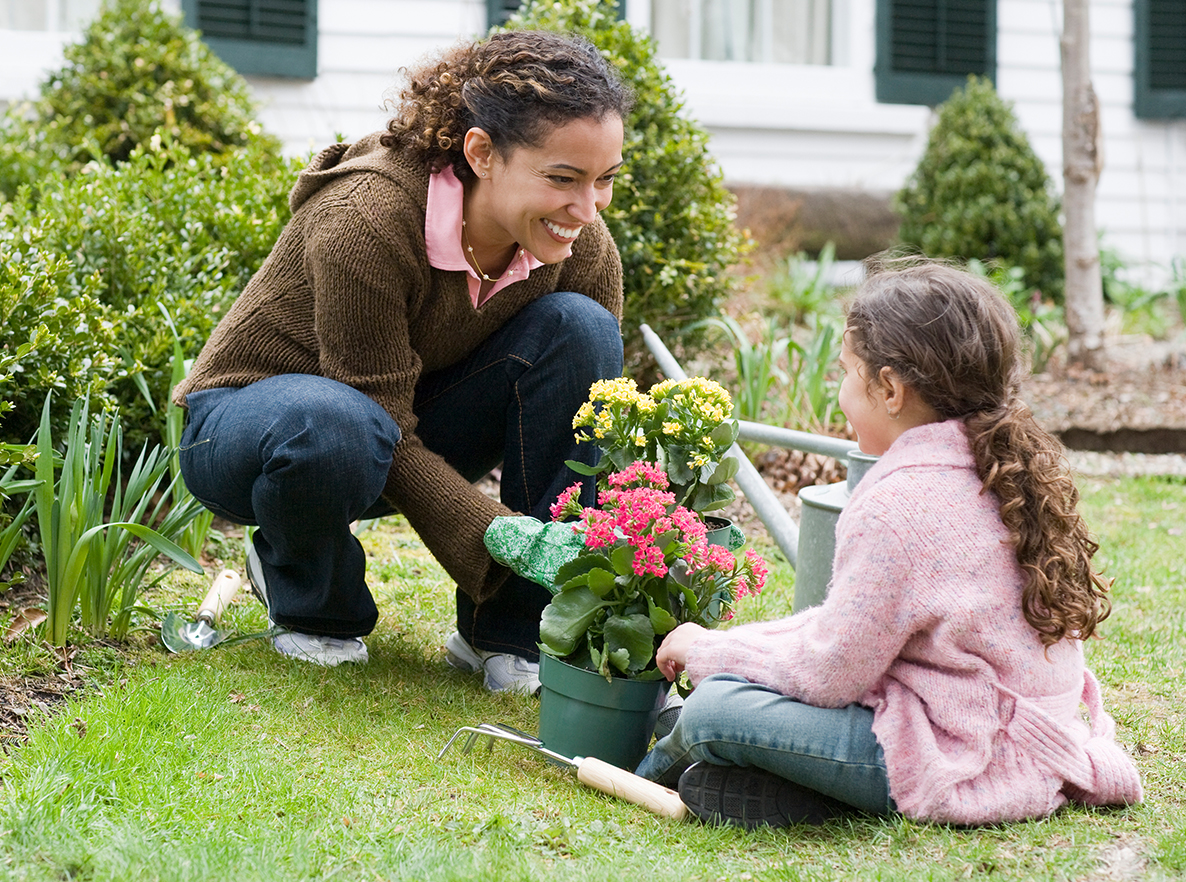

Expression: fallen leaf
xmin=4 ymin=608 xmax=47 ymax=642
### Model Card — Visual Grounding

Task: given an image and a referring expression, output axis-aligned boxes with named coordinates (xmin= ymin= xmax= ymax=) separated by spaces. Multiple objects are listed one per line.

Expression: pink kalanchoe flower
xmin=632 ymin=543 xmax=667 ymax=578
xmin=550 ymin=482 xmax=584 ymax=521
xmin=670 ymin=507 xmax=708 ymax=544
xmin=699 ymin=543 xmax=738 ymax=575
xmin=745 ymin=549 xmax=769 ymax=594
xmin=581 ymin=510 xmax=616 ymax=549
xmin=607 ymin=461 xmax=669 ymax=490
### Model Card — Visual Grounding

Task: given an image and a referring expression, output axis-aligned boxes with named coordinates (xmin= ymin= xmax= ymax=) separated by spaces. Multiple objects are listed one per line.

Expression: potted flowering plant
xmin=540 ymin=461 xmax=767 ymax=682
xmin=567 ymin=377 xmax=741 ymax=514
xmin=520 ymin=460 xmax=766 ymax=769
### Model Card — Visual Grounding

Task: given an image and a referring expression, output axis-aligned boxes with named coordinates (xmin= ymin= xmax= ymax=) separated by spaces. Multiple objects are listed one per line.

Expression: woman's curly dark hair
xmin=846 ymin=260 xmax=1111 ymax=645
xmin=380 ymin=30 xmax=633 ymax=183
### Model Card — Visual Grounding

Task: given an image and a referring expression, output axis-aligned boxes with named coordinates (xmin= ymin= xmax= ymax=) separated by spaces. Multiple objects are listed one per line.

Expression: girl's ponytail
xmin=965 ymin=400 xmax=1110 ymax=645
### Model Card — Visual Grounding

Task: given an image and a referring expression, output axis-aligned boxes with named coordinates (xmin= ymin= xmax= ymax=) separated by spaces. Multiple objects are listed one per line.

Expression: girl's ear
xmin=462 ymin=127 xmax=496 ymax=178
xmin=878 ymin=365 xmax=909 ymax=418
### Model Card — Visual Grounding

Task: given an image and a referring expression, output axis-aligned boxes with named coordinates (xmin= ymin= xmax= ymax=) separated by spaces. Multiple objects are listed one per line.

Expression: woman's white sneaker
xmin=445 ymin=631 xmax=540 ymax=695
xmin=246 ymin=543 xmax=369 ymax=666
xmin=272 ymin=631 xmax=369 ymax=666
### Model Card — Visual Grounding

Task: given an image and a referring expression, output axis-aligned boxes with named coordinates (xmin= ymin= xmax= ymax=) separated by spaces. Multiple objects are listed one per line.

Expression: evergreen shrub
xmin=0 ymin=0 xmax=277 ymax=200
xmin=0 ymin=241 xmax=124 ymax=446
xmin=506 ymin=0 xmax=753 ymax=372
xmin=0 ymin=0 xmax=296 ymax=449
xmin=894 ymin=76 xmax=1065 ymax=300
xmin=0 ymin=140 xmax=298 ymax=449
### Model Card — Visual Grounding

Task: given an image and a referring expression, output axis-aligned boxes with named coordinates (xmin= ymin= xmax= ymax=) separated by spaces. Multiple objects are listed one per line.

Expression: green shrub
xmin=894 ymin=76 xmax=1064 ymax=300
xmin=0 ymin=237 xmax=126 ymax=445
xmin=505 ymin=0 xmax=753 ymax=372
xmin=0 ymin=138 xmax=298 ymax=450
xmin=0 ymin=0 xmax=276 ymax=200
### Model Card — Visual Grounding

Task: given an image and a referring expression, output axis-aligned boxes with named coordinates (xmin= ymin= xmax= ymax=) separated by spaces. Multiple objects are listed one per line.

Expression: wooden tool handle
xmin=575 ymin=756 xmax=690 ymax=821
xmin=196 ymin=570 xmax=242 ymax=623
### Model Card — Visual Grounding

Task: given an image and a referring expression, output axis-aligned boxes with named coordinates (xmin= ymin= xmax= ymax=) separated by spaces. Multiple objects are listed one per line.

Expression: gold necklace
xmin=461 ymin=220 xmax=498 ymax=283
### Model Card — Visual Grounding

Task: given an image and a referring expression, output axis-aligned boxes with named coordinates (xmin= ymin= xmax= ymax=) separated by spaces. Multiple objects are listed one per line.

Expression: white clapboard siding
xmin=0 ymin=0 xmax=1182 ymax=278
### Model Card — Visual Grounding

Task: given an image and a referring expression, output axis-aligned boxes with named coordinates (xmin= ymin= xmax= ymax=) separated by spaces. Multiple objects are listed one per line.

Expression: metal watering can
xmin=792 ymin=450 xmax=880 ymax=612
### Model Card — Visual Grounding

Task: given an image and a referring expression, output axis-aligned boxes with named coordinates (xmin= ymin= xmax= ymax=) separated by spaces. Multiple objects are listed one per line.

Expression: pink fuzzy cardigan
xmin=686 ymin=420 xmax=1142 ymax=824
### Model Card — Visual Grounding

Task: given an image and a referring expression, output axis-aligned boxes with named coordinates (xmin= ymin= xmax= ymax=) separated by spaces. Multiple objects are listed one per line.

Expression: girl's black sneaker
xmin=677 ymin=762 xmax=843 ymax=829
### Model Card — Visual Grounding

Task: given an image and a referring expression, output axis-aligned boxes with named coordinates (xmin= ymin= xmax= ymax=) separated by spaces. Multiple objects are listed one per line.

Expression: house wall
xmin=1 ymin=0 xmax=1183 ymax=280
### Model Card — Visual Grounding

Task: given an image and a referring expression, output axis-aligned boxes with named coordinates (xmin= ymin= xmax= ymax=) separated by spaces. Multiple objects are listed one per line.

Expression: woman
xmin=174 ymin=31 xmax=632 ymax=693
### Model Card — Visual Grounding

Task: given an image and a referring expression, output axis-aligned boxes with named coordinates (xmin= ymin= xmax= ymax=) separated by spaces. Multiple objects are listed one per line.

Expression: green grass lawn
xmin=0 ymin=474 xmax=1182 ymax=881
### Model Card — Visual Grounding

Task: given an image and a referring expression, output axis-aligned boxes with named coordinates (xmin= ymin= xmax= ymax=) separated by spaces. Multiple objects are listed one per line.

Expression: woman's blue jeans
xmin=635 ymin=674 xmax=896 ymax=816
xmin=178 ymin=292 xmax=622 ymax=647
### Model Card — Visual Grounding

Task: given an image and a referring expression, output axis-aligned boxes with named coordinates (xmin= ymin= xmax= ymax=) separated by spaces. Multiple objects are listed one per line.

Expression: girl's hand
xmin=656 ymin=623 xmax=708 ymax=681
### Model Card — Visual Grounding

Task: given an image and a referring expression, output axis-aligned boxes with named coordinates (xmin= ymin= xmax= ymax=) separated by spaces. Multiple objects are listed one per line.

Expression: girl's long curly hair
xmin=846 ymin=261 xmax=1110 ymax=645
xmin=380 ymin=30 xmax=633 ymax=183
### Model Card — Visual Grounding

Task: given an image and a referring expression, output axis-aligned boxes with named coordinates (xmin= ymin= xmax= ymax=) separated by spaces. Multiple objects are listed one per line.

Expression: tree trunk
xmin=1061 ymin=0 xmax=1107 ymax=371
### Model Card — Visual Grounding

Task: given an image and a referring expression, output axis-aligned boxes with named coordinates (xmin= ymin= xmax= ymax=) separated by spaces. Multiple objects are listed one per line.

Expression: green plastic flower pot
xmin=537 ymin=654 xmax=668 ymax=770
xmin=704 ymin=516 xmax=734 ymax=548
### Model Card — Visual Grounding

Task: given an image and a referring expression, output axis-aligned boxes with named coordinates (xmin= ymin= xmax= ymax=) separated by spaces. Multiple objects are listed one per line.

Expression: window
xmin=0 ymin=0 xmax=99 ymax=31
xmin=874 ymin=0 xmax=994 ymax=106
xmin=651 ymin=0 xmax=832 ymax=64
xmin=1134 ymin=0 xmax=1186 ymax=118
xmin=181 ymin=0 xmax=316 ymax=79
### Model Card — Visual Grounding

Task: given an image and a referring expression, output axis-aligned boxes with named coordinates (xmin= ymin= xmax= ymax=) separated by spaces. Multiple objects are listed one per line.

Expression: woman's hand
xmin=656 ymin=623 xmax=708 ymax=681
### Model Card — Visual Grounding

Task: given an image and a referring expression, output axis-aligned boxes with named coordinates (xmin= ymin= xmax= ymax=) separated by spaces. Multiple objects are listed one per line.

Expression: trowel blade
xmin=161 ymin=612 xmax=228 ymax=652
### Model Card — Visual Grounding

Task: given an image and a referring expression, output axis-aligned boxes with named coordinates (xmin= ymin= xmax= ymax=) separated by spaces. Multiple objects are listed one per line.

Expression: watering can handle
xmin=196 ymin=570 xmax=242 ymax=624
xmin=575 ymin=756 xmax=690 ymax=821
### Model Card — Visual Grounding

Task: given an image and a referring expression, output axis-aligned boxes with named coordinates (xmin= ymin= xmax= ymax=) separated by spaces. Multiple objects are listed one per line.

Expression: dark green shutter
xmin=1135 ymin=0 xmax=1186 ymax=118
xmin=484 ymin=0 xmax=623 ymax=31
xmin=875 ymin=0 xmax=995 ymax=106
xmin=487 ymin=0 xmax=524 ymax=30
xmin=182 ymin=0 xmax=317 ymax=79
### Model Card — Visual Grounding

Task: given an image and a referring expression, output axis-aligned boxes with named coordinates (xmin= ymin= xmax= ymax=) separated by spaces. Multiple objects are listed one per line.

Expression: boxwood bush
xmin=0 ymin=0 xmax=276 ymax=200
xmin=0 ymin=140 xmax=298 ymax=450
xmin=506 ymin=0 xmax=752 ymax=373
xmin=894 ymin=76 xmax=1064 ymax=300
xmin=0 ymin=0 xmax=296 ymax=451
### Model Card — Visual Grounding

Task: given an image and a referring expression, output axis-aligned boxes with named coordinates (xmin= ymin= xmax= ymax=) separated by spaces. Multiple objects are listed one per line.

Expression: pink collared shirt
xmin=424 ymin=164 xmax=543 ymax=308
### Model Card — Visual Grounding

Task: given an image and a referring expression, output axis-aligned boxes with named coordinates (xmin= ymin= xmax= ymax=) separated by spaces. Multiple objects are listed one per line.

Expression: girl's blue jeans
xmin=635 ymin=674 xmax=897 ymax=815
xmin=178 ymin=292 xmax=622 ymax=649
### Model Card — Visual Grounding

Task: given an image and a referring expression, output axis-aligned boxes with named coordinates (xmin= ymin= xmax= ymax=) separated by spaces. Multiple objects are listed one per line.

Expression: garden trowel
xmin=161 ymin=569 xmax=242 ymax=652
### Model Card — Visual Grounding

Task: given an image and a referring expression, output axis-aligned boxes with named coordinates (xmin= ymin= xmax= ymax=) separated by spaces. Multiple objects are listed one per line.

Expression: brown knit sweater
xmin=174 ymin=133 xmax=624 ymax=602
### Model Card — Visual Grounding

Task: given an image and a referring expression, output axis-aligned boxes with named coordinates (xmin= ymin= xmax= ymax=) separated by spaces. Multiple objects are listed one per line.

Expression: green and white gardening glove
xmin=484 ymin=516 xmax=585 ymax=594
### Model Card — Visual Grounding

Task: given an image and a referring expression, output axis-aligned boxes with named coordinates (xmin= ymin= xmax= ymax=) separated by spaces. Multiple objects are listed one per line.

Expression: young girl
xmin=636 ymin=263 xmax=1143 ymax=827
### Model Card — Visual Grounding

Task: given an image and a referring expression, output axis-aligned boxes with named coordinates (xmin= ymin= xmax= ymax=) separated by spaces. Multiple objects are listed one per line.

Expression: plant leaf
xmin=603 ymin=613 xmax=655 ymax=674
xmin=563 ymin=458 xmax=602 ymax=477
xmin=4 ymin=608 xmax=47 ymax=642
xmin=539 ymin=587 xmax=608 ymax=657
xmin=707 ymin=456 xmax=739 ymax=485
xmin=585 ymin=566 xmax=617 ymax=598
xmin=554 ymin=554 xmax=602 ymax=585
xmin=610 ymin=544 xmax=636 ymax=577
xmin=647 ymin=595 xmax=678 ymax=635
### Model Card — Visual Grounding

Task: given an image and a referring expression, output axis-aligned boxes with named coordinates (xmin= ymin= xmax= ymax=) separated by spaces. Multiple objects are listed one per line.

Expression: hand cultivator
xmin=439 ymin=722 xmax=689 ymax=820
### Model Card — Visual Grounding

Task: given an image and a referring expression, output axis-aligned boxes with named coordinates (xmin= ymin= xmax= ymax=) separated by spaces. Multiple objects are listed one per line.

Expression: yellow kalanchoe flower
xmin=572 ymin=401 xmax=596 ymax=429
xmin=588 ymin=377 xmax=641 ymax=407
xmin=662 ymin=421 xmax=682 ymax=436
